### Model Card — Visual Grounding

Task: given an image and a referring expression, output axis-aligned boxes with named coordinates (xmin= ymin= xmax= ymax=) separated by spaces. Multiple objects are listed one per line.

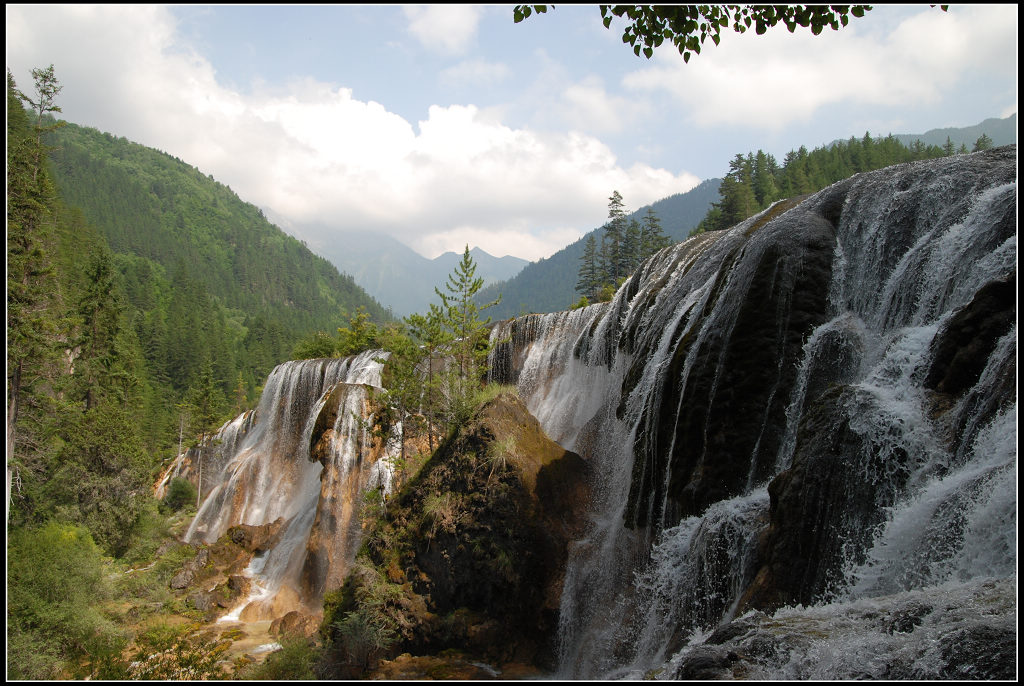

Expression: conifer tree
xmin=337 ymin=306 xmax=380 ymax=356
xmin=752 ymin=150 xmax=780 ymax=208
xmin=575 ymin=234 xmax=601 ymax=301
xmin=713 ymin=154 xmax=758 ymax=229
xmin=640 ymin=207 xmax=671 ymax=259
xmin=183 ymin=359 xmax=228 ymax=437
xmin=405 ymin=304 xmax=452 ymax=450
xmin=7 ymin=69 xmax=64 ymax=523
xmin=602 ymin=190 xmax=628 ymax=283
xmin=624 ymin=218 xmax=643 ymax=274
xmin=376 ymin=323 xmax=427 ymax=464
xmin=434 ymin=246 xmax=500 ymax=425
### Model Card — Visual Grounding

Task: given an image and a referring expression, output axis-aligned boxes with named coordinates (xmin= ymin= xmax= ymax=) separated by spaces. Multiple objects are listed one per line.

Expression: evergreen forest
xmin=5 ymin=67 xmax=392 ymax=678
xmin=691 ymin=132 xmax=994 ymax=235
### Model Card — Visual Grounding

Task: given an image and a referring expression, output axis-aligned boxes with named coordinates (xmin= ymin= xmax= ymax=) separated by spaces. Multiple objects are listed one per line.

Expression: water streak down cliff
xmin=180 ymin=351 xmax=399 ymax=621
xmin=488 ymin=146 xmax=1016 ymax=678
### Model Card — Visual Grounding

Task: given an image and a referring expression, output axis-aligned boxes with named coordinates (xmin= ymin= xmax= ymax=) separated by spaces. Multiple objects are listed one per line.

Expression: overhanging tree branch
xmin=515 ymin=5 xmax=876 ymax=61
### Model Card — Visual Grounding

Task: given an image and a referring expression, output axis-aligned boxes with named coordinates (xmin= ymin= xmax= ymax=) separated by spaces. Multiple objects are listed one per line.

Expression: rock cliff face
xmin=172 ymin=352 xmax=402 ymax=624
xmin=325 ymin=392 xmax=590 ymax=673
xmin=488 ymin=146 xmax=1016 ymax=678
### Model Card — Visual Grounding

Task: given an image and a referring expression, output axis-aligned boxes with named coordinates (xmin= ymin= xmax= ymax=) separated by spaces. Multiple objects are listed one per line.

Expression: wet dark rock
xmin=925 ymin=272 xmax=1016 ymax=396
xmin=885 ymin=603 xmax=931 ymax=635
xmin=625 ymin=198 xmax=836 ymax=529
xmin=227 ymin=574 xmax=251 ymax=596
xmin=670 ymin=645 xmax=738 ymax=679
xmin=743 ymin=386 xmax=912 ymax=611
xmin=937 ymin=624 xmax=1018 ymax=680
xmin=706 ymin=614 xmax=762 ymax=645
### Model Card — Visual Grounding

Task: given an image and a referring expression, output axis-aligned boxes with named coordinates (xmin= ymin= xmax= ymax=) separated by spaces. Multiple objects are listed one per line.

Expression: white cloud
xmin=402 ymin=5 xmax=483 ymax=55
xmin=5 ymin=4 xmax=700 ymax=262
xmin=622 ymin=5 xmax=1018 ymax=131
xmin=555 ymin=75 xmax=650 ymax=134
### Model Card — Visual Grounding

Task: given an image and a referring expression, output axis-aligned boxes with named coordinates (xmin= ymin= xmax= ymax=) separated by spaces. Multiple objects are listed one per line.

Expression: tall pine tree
xmin=7 ymin=69 xmax=65 ymax=523
xmin=434 ymin=246 xmax=500 ymax=425
xmin=575 ymin=234 xmax=601 ymax=302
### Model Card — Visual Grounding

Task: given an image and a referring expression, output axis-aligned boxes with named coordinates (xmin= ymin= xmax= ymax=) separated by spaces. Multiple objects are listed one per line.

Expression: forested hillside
xmin=478 ymin=179 xmax=722 ymax=318
xmin=694 ymin=127 xmax=1010 ymax=234
xmin=889 ymin=114 xmax=1015 ymax=151
xmin=6 ymin=67 xmax=397 ymax=678
xmin=36 ymin=117 xmax=392 ymax=442
xmin=48 ymin=124 xmax=357 ymax=315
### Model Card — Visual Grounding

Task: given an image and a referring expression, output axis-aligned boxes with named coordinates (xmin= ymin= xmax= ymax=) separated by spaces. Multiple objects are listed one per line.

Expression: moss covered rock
xmin=322 ymin=391 xmax=590 ymax=675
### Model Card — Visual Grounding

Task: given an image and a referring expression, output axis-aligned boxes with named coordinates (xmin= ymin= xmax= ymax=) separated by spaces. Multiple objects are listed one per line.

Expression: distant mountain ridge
xmin=477 ymin=178 xmax=723 ymax=319
xmin=829 ymin=114 xmax=1016 ymax=151
xmin=892 ymin=114 xmax=1016 ymax=149
xmin=308 ymin=231 xmax=528 ymax=317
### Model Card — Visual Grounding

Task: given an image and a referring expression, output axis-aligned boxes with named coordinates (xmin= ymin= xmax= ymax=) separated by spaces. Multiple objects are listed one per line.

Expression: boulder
xmin=742 ymin=385 xmax=912 ymax=611
xmin=925 ymin=272 xmax=1015 ymax=396
xmin=169 ymin=547 xmax=210 ymax=590
xmin=227 ymin=519 xmax=284 ymax=553
xmin=269 ymin=610 xmax=319 ymax=638
xmin=625 ymin=194 xmax=837 ymax=529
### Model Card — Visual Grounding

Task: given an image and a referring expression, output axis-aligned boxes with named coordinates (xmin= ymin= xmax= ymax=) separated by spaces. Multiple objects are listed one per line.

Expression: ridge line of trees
xmin=573 ymin=131 xmax=999 ymax=306
xmin=692 ymin=132 xmax=996 ymax=235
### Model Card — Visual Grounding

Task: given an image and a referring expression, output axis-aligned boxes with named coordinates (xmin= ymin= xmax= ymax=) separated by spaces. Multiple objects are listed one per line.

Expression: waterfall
xmin=490 ymin=147 xmax=1016 ymax=678
xmin=184 ymin=350 xmax=399 ymax=620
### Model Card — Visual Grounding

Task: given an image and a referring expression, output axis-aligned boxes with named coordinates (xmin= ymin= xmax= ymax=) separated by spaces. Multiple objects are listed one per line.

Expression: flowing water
xmin=182 ymin=350 xmax=399 ymax=619
xmin=489 ymin=148 xmax=1017 ymax=678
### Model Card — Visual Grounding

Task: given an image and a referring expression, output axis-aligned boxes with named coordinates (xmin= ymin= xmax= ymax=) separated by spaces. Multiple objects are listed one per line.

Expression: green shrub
xmin=120 ymin=499 xmax=172 ymax=565
xmin=239 ymin=636 xmax=319 ymax=680
xmin=330 ymin=609 xmax=396 ymax=676
xmin=160 ymin=476 xmax=197 ymax=513
xmin=7 ymin=521 xmax=123 ymax=679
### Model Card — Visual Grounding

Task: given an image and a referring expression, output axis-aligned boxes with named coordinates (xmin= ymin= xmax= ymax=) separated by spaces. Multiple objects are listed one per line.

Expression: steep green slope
xmin=46 ymin=121 xmax=389 ymax=335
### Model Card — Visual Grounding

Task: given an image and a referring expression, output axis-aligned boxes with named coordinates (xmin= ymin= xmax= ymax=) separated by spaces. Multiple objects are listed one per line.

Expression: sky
xmin=6 ymin=4 xmax=1018 ymax=262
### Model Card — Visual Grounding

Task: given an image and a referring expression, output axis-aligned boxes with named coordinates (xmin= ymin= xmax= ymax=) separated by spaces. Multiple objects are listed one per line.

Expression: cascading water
xmin=182 ymin=350 xmax=400 ymax=621
xmin=489 ymin=147 xmax=1016 ymax=679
